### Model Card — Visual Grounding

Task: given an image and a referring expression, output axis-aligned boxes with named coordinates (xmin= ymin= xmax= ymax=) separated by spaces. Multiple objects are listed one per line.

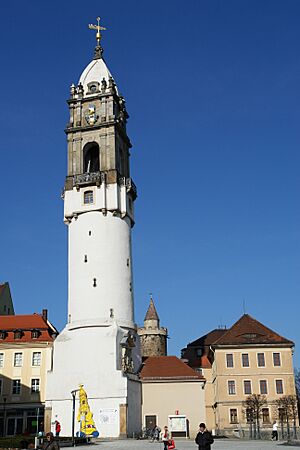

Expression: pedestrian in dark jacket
xmin=41 ymin=432 xmax=59 ymax=450
xmin=195 ymin=423 xmax=214 ymax=450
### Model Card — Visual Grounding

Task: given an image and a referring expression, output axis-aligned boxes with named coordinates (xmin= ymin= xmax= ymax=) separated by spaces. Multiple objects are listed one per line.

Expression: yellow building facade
xmin=182 ymin=314 xmax=297 ymax=437
xmin=140 ymin=356 xmax=206 ymax=439
xmin=0 ymin=311 xmax=57 ymax=436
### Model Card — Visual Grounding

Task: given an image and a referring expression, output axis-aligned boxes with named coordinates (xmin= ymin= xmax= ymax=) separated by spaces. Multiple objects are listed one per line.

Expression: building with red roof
xmin=0 ymin=310 xmax=58 ymax=436
xmin=182 ymin=314 xmax=297 ymax=437
xmin=140 ymin=356 xmax=205 ymax=438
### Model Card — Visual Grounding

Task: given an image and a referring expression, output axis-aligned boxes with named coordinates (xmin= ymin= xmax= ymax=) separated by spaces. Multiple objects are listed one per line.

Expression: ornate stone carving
xmin=121 ymin=332 xmax=136 ymax=374
xmin=73 ymin=172 xmax=102 ymax=187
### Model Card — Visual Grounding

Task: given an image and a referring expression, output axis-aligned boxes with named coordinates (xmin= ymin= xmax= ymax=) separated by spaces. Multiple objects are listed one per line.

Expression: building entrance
xmin=145 ymin=415 xmax=157 ymax=429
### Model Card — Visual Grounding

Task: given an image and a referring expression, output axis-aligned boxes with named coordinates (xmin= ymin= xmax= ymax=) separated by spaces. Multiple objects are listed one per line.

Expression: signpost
xmin=168 ymin=415 xmax=188 ymax=438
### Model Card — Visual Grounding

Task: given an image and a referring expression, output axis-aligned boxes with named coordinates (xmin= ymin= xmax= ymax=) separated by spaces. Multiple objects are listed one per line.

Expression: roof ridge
xmin=213 ymin=314 xmax=293 ymax=346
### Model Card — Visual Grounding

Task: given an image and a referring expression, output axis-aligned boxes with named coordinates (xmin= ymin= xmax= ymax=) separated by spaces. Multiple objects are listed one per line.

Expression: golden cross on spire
xmin=88 ymin=17 xmax=106 ymax=46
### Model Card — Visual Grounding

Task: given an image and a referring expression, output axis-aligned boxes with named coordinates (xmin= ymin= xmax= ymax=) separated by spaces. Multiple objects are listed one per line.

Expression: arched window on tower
xmin=83 ymin=142 xmax=100 ymax=173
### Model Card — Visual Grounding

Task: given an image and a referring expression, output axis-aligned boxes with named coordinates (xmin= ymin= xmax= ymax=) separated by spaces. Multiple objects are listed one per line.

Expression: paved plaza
xmin=74 ymin=439 xmax=300 ymax=450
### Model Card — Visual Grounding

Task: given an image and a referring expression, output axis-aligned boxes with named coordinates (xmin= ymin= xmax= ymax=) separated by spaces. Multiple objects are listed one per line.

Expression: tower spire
xmin=88 ymin=17 xmax=106 ymax=59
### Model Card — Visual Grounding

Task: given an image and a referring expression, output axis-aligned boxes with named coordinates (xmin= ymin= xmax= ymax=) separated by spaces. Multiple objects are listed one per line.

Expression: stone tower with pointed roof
xmin=138 ymin=298 xmax=167 ymax=358
xmin=45 ymin=21 xmax=141 ymax=438
xmin=0 ymin=282 xmax=14 ymax=315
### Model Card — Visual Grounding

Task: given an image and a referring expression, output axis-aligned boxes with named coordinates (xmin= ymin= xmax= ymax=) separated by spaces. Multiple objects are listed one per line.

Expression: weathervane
xmin=88 ymin=17 xmax=106 ymax=46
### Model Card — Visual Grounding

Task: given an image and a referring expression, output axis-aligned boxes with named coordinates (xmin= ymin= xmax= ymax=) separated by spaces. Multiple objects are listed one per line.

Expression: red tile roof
xmin=181 ymin=329 xmax=227 ymax=369
xmin=0 ymin=314 xmax=57 ymax=343
xmin=140 ymin=356 xmax=204 ymax=380
xmin=213 ymin=314 xmax=294 ymax=347
xmin=188 ymin=329 xmax=227 ymax=347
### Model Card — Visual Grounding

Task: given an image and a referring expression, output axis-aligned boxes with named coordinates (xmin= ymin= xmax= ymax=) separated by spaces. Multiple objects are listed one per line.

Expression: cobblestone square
xmin=75 ymin=439 xmax=300 ymax=450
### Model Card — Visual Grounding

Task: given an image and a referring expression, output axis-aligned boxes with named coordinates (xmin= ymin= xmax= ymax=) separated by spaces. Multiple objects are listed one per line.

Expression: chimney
xmin=42 ymin=309 xmax=48 ymax=321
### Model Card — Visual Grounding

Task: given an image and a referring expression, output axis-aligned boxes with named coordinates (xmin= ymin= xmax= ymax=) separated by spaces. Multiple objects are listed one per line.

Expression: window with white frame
xmin=228 ymin=380 xmax=236 ymax=395
xmin=276 ymin=379 xmax=284 ymax=394
xmin=14 ymin=353 xmax=23 ymax=367
xmin=262 ymin=408 xmax=270 ymax=423
xmin=230 ymin=408 xmax=238 ymax=424
xmin=226 ymin=353 xmax=234 ymax=368
xmin=273 ymin=352 xmax=281 ymax=367
xmin=257 ymin=352 xmax=265 ymax=367
xmin=260 ymin=380 xmax=268 ymax=395
xmin=12 ymin=379 xmax=21 ymax=395
xmin=0 ymin=353 xmax=4 ymax=368
xmin=31 ymin=330 xmax=40 ymax=339
xmin=244 ymin=380 xmax=252 ymax=395
xmin=84 ymin=191 xmax=94 ymax=204
xmin=242 ymin=353 xmax=249 ymax=367
xmin=31 ymin=379 xmax=40 ymax=393
xmin=32 ymin=352 xmax=41 ymax=366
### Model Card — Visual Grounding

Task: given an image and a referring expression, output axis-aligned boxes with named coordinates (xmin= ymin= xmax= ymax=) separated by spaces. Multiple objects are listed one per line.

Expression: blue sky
xmin=0 ymin=1 xmax=299 ymax=363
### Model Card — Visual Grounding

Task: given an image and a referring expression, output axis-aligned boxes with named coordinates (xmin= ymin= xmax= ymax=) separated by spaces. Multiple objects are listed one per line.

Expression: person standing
xmin=271 ymin=421 xmax=278 ymax=441
xmin=161 ymin=426 xmax=170 ymax=450
xmin=55 ymin=421 xmax=61 ymax=437
xmin=195 ymin=423 xmax=214 ymax=450
xmin=41 ymin=432 xmax=59 ymax=450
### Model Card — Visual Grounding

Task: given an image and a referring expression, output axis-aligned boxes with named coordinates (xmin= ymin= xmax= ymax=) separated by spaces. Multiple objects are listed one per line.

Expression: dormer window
xmin=87 ymin=82 xmax=99 ymax=94
xmin=241 ymin=333 xmax=261 ymax=339
xmin=0 ymin=332 xmax=6 ymax=340
xmin=31 ymin=330 xmax=40 ymax=339
xmin=14 ymin=330 xmax=22 ymax=340
xmin=84 ymin=191 xmax=94 ymax=204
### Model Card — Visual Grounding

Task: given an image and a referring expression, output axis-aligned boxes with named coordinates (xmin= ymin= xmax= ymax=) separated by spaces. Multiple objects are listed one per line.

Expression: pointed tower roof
xmin=213 ymin=314 xmax=294 ymax=347
xmin=78 ymin=58 xmax=118 ymax=97
xmin=144 ymin=298 xmax=159 ymax=321
xmin=78 ymin=17 xmax=118 ymax=98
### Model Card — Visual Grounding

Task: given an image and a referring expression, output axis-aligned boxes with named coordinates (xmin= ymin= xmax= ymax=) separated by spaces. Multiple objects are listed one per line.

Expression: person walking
xmin=152 ymin=425 xmax=160 ymax=442
xmin=195 ymin=423 xmax=214 ymax=450
xmin=41 ymin=432 xmax=59 ymax=450
xmin=161 ymin=426 xmax=170 ymax=450
xmin=55 ymin=421 xmax=61 ymax=438
xmin=271 ymin=421 xmax=278 ymax=441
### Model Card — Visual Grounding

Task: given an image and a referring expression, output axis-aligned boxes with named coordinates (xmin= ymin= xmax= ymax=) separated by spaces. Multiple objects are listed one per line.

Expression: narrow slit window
xmin=93 ymin=278 xmax=97 ymax=287
xmin=84 ymin=255 xmax=88 ymax=263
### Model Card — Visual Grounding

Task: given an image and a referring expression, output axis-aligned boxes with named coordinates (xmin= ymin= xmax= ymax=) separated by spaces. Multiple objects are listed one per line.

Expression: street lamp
xmin=3 ymin=397 xmax=7 ymax=437
xmin=71 ymin=389 xmax=79 ymax=447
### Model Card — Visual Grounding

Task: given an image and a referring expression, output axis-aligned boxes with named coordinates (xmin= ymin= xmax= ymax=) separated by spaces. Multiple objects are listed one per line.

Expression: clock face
xmin=85 ymin=104 xmax=98 ymax=125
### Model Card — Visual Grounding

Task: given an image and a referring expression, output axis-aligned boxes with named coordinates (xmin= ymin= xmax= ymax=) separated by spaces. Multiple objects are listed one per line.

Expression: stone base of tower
xmin=46 ymin=322 xmax=142 ymax=438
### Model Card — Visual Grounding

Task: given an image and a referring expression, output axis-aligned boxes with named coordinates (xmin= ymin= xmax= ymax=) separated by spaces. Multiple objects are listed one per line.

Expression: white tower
xmin=46 ymin=19 xmax=141 ymax=438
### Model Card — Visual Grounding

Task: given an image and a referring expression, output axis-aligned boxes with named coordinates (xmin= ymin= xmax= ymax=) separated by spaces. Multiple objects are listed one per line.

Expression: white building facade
xmin=45 ymin=27 xmax=141 ymax=438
